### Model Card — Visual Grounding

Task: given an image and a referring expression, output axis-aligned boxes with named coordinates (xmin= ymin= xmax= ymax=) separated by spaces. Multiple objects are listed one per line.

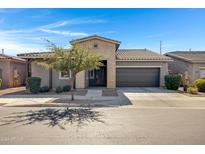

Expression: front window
xmin=59 ymin=71 xmax=71 ymax=80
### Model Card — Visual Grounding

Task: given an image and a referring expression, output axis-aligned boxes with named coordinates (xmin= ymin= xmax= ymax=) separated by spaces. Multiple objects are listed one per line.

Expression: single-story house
xmin=17 ymin=35 xmax=172 ymax=89
xmin=165 ymin=51 xmax=205 ymax=82
xmin=0 ymin=53 xmax=27 ymax=88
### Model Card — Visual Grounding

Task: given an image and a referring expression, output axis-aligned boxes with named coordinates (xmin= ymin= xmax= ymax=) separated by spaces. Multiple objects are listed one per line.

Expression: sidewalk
xmin=0 ymin=89 xmax=131 ymax=107
xmin=0 ymin=87 xmax=26 ymax=95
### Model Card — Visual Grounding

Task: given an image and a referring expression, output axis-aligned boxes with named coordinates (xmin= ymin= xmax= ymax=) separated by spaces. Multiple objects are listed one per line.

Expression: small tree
xmin=37 ymin=41 xmax=103 ymax=100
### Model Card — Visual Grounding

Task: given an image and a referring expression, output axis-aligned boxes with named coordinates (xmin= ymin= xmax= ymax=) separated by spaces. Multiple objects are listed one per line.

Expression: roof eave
xmin=116 ymin=59 xmax=173 ymax=62
xmin=165 ymin=53 xmax=193 ymax=62
xmin=192 ymin=60 xmax=205 ymax=63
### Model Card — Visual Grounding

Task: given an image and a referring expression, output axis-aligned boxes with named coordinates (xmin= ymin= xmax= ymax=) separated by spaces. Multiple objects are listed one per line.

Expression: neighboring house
xmin=0 ymin=54 xmax=27 ymax=88
xmin=18 ymin=35 xmax=171 ymax=89
xmin=165 ymin=51 xmax=205 ymax=82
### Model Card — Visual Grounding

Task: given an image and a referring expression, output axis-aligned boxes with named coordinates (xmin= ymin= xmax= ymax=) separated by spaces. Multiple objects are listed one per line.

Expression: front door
xmin=89 ymin=66 xmax=107 ymax=87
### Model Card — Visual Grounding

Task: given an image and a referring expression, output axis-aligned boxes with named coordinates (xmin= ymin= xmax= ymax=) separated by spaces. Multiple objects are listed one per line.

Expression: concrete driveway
xmin=118 ymin=87 xmax=205 ymax=108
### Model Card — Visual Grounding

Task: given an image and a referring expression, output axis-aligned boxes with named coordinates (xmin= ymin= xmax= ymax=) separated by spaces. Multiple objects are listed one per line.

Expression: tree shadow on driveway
xmin=0 ymin=107 xmax=104 ymax=130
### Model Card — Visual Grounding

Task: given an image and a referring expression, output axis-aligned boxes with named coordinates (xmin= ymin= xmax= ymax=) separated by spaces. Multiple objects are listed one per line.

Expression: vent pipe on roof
xmin=189 ymin=48 xmax=192 ymax=51
xmin=1 ymin=49 xmax=4 ymax=54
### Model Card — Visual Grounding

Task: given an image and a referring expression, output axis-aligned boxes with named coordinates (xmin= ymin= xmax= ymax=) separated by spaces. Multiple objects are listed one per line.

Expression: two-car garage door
xmin=116 ymin=67 xmax=160 ymax=87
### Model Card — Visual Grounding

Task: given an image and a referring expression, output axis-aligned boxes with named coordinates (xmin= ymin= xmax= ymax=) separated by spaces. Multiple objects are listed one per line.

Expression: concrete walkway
xmin=86 ymin=89 xmax=102 ymax=98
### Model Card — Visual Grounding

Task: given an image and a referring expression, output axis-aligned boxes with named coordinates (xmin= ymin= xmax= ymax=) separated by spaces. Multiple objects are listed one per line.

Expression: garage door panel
xmin=116 ymin=68 xmax=160 ymax=87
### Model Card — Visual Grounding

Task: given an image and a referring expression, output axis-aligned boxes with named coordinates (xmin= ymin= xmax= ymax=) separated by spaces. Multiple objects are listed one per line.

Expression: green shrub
xmin=187 ymin=86 xmax=198 ymax=94
xmin=164 ymin=74 xmax=182 ymax=90
xmin=27 ymin=77 xmax=41 ymax=94
xmin=39 ymin=86 xmax=50 ymax=93
xmin=56 ymin=86 xmax=63 ymax=93
xmin=63 ymin=85 xmax=71 ymax=92
xmin=194 ymin=79 xmax=205 ymax=92
xmin=0 ymin=78 xmax=3 ymax=88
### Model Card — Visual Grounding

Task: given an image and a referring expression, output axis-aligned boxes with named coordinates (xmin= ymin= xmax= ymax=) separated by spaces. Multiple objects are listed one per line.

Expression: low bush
xmin=63 ymin=85 xmax=71 ymax=92
xmin=56 ymin=86 xmax=63 ymax=93
xmin=27 ymin=77 xmax=41 ymax=94
xmin=164 ymin=74 xmax=182 ymax=90
xmin=187 ymin=86 xmax=198 ymax=94
xmin=39 ymin=86 xmax=50 ymax=93
xmin=0 ymin=78 xmax=3 ymax=89
xmin=194 ymin=79 xmax=205 ymax=92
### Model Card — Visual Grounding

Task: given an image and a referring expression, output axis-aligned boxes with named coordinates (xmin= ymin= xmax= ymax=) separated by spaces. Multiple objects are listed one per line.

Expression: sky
xmin=0 ymin=8 xmax=205 ymax=56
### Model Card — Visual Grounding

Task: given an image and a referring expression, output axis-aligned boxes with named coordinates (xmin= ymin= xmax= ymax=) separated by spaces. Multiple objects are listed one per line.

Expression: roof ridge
xmin=70 ymin=35 xmax=121 ymax=44
xmin=169 ymin=51 xmax=205 ymax=53
xmin=118 ymin=48 xmax=148 ymax=51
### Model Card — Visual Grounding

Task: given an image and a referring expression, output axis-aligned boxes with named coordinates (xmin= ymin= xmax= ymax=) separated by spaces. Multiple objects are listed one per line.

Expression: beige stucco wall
xmin=52 ymin=69 xmax=71 ymax=89
xmin=192 ymin=63 xmax=205 ymax=80
xmin=10 ymin=61 xmax=27 ymax=87
xmin=74 ymin=38 xmax=117 ymax=88
xmin=0 ymin=59 xmax=26 ymax=88
xmin=167 ymin=57 xmax=193 ymax=77
xmin=31 ymin=60 xmax=78 ymax=89
xmin=116 ymin=61 xmax=169 ymax=86
xmin=75 ymin=71 xmax=86 ymax=89
xmin=0 ymin=60 xmax=11 ymax=88
xmin=167 ymin=56 xmax=205 ymax=82
xmin=31 ymin=61 xmax=50 ymax=87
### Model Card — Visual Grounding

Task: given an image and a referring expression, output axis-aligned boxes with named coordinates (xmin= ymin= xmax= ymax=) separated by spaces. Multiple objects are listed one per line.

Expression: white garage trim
xmin=116 ymin=66 xmax=162 ymax=68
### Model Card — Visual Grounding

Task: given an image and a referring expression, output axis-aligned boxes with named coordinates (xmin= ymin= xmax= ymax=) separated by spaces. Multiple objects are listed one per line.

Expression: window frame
xmin=59 ymin=70 xmax=71 ymax=80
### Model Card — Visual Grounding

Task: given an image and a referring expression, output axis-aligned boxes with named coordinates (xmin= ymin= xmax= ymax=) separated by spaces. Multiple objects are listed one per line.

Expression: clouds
xmin=0 ymin=15 xmax=109 ymax=55
xmin=40 ymin=29 xmax=88 ymax=37
xmin=39 ymin=18 xmax=107 ymax=29
xmin=37 ymin=17 xmax=107 ymax=37
xmin=0 ymin=30 xmax=45 ymax=56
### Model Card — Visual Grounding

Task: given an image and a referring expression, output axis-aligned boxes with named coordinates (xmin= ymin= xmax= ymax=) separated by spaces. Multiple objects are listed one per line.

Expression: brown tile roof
xmin=0 ymin=54 xmax=26 ymax=62
xmin=116 ymin=49 xmax=172 ymax=61
xmin=17 ymin=51 xmax=54 ymax=59
xmin=18 ymin=49 xmax=172 ymax=61
xmin=165 ymin=51 xmax=205 ymax=62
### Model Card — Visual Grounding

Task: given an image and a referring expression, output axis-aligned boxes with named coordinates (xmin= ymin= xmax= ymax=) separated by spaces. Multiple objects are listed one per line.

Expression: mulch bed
xmin=5 ymin=89 xmax=88 ymax=96
xmin=46 ymin=99 xmax=90 ymax=104
xmin=45 ymin=99 xmax=101 ymax=107
xmin=102 ymin=89 xmax=118 ymax=96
